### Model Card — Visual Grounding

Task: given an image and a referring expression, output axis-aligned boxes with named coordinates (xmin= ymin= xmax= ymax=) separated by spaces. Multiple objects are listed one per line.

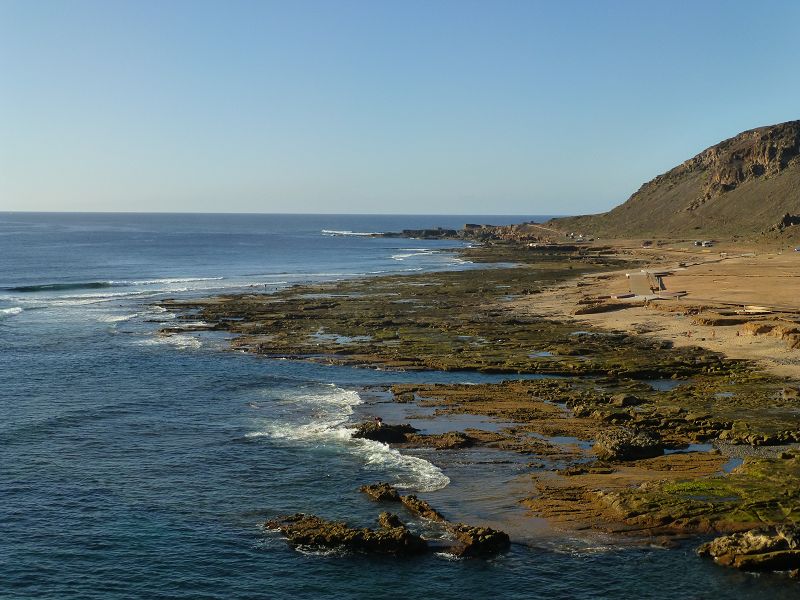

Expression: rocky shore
xmin=159 ymin=241 xmax=799 ymax=576
xmin=266 ymin=482 xmax=510 ymax=558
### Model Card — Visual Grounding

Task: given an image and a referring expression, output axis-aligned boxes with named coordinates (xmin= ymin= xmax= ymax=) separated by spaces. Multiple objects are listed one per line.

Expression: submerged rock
xmin=265 ymin=513 xmax=428 ymax=555
xmin=352 ymin=421 xmax=418 ymax=443
xmin=697 ymin=525 xmax=800 ymax=572
xmin=594 ymin=427 xmax=663 ymax=461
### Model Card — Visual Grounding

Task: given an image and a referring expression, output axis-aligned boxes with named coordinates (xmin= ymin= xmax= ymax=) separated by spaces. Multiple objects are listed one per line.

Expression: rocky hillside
xmin=551 ymin=120 xmax=800 ymax=238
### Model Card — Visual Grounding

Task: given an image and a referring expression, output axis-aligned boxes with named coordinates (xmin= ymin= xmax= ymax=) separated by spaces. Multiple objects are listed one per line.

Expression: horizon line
xmin=1 ymin=210 xmax=574 ymax=218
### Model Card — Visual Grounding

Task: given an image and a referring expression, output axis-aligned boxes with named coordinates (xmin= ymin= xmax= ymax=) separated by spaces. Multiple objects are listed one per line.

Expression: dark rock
xmin=611 ymin=393 xmax=642 ymax=408
xmin=360 ymin=482 xmax=401 ymax=502
xmin=265 ymin=513 xmax=428 ymax=555
xmin=697 ymin=525 xmax=800 ymax=572
xmin=450 ymin=524 xmax=511 ymax=557
xmin=594 ymin=427 xmax=663 ymax=461
xmin=352 ymin=421 xmax=418 ymax=443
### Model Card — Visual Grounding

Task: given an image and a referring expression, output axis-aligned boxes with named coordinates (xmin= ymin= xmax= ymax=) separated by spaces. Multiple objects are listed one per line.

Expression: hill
xmin=550 ymin=120 xmax=800 ymax=239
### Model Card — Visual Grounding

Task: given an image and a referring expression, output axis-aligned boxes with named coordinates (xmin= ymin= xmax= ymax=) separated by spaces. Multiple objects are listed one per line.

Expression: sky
xmin=1 ymin=0 xmax=799 ymax=215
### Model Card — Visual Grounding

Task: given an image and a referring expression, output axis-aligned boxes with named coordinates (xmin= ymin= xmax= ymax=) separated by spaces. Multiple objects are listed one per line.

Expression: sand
xmin=509 ymin=242 xmax=800 ymax=378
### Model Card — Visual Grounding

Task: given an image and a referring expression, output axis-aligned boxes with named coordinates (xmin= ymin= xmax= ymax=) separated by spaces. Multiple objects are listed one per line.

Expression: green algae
xmin=605 ymin=456 xmax=800 ymax=531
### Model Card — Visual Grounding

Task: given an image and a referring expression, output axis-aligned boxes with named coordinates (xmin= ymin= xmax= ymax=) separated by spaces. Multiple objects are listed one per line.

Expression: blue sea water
xmin=0 ymin=213 xmax=795 ymax=599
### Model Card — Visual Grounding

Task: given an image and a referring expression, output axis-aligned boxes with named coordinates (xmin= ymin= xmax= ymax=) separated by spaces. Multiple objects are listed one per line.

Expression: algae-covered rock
xmin=594 ymin=427 xmax=663 ymax=461
xmin=697 ymin=525 xmax=800 ymax=572
xmin=265 ymin=513 xmax=428 ymax=555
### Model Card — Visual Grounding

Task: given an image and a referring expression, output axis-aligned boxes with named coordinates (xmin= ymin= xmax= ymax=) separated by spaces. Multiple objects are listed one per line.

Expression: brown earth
xmin=508 ymin=243 xmax=800 ymax=378
xmin=550 ymin=120 xmax=800 ymax=238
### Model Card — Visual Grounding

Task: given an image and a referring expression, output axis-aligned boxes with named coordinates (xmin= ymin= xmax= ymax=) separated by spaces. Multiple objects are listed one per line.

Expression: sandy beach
xmin=510 ymin=242 xmax=800 ymax=378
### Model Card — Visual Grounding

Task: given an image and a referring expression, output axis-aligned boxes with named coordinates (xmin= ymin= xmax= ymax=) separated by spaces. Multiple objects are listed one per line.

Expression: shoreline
xmin=158 ymin=237 xmax=800 ymax=568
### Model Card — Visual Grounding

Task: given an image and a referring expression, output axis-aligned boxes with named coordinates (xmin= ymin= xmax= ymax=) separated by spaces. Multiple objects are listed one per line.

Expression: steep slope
xmin=551 ymin=121 xmax=800 ymax=238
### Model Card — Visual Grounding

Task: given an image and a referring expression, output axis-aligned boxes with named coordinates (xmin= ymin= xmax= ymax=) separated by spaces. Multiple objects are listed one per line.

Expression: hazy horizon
xmin=2 ymin=0 xmax=799 ymax=215
xmin=0 ymin=209 xmax=566 ymax=216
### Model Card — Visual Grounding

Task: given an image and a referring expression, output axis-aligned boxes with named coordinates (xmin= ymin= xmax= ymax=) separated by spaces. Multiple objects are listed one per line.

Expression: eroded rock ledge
xmin=266 ymin=484 xmax=510 ymax=559
xmin=698 ymin=525 xmax=800 ymax=576
xmin=359 ymin=482 xmax=510 ymax=557
xmin=265 ymin=513 xmax=428 ymax=556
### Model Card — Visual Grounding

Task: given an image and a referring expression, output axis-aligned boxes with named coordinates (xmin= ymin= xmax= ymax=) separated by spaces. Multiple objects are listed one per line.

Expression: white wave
xmin=109 ymin=277 xmax=224 ymax=286
xmin=247 ymin=386 xmax=450 ymax=492
xmin=137 ymin=334 xmax=203 ymax=350
xmin=0 ymin=306 xmax=23 ymax=319
xmin=356 ymin=437 xmax=450 ymax=492
xmin=294 ymin=545 xmax=347 ymax=557
xmin=49 ymin=290 xmax=157 ymax=304
xmin=144 ymin=306 xmax=177 ymax=321
xmin=391 ymin=250 xmax=437 ymax=261
xmin=321 ymin=229 xmax=381 ymax=236
xmin=97 ymin=313 xmax=139 ymax=323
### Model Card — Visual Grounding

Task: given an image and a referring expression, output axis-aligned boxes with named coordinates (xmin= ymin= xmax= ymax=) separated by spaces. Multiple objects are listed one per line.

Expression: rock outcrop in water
xmin=697 ymin=525 xmax=800 ymax=573
xmin=352 ymin=421 xmax=418 ymax=443
xmin=449 ymin=523 xmax=512 ymax=558
xmin=398 ymin=494 xmax=447 ymax=523
xmin=360 ymin=483 xmax=447 ymax=522
xmin=267 ymin=500 xmax=510 ymax=558
xmin=265 ymin=513 xmax=428 ymax=556
xmin=360 ymin=482 xmax=401 ymax=502
xmin=359 ymin=482 xmax=510 ymax=557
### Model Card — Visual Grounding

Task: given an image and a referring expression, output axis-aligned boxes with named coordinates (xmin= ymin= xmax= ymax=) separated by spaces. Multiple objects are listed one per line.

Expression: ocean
xmin=0 ymin=213 xmax=792 ymax=599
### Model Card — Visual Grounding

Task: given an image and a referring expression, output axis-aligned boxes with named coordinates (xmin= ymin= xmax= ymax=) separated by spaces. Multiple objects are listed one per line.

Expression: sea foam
xmin=247 ymin=385 xmax=450 ymax=492
xmin=0 ymin=306 xmax=23 ymax=319
xmin=321 ymin=229 xmax=381 ymax=237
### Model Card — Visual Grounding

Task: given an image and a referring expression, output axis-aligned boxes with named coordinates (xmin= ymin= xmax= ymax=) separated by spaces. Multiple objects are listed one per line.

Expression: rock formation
xmin=358 ymin=482 xmax=510 ymax=557
xmin=697 ymin=525 xmax=800 ymax=573
xmin=265 ymin=513 xmax=428 ymax=555
xmin=594 ymin=427 xmax=663 ymax=461
xmin=351 ymin=421 xmax=418 ymax=443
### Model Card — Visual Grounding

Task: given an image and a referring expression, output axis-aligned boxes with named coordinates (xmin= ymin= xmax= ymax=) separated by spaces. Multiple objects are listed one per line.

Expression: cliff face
xmin=551 ymin=120 xmax=800 ymax=237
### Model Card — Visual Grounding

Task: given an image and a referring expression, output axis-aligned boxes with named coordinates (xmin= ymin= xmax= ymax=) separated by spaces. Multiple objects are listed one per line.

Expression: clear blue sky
xmin=1 ymin=0 xmax=798 ymax=215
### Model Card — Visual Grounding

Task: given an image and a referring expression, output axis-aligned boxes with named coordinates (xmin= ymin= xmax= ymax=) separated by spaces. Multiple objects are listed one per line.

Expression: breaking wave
xmin=0 ymin=306 xmax=23 ymax=319
xmin=321 ymin=229 xmax=382 ymax=237
xmin=391 ymin=249 xmax=438 ymax=261
xmin=246 ymin=385 xmax=449 ymax=492
xmin=136 ymin=334 xmax=203 ymax=350
xmin=5 ymin=277 xmax=223 ymax=294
